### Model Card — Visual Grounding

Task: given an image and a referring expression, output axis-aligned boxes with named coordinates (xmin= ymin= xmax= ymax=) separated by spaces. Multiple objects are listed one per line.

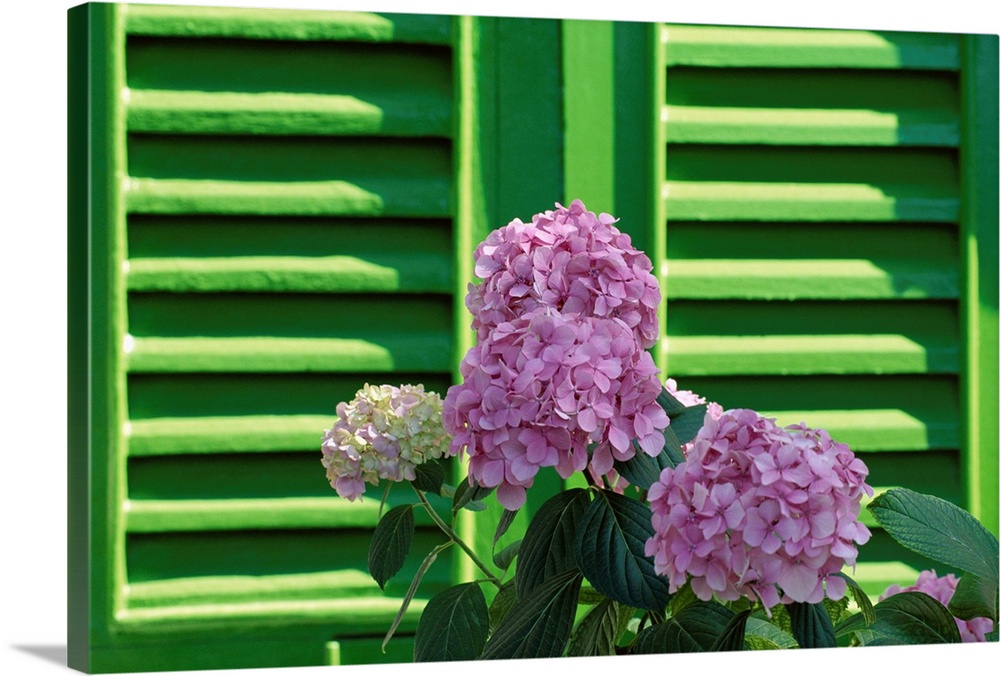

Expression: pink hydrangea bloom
xmin=880 ymin=570 xmax=995 ymax=642
xmin=443 ymin=309 xmax=668 ymax=510
xmin=322 ymin=384 xmax=450 ymax=501
xmin=465 ymin=200 xmax=661 ymax=349
xmin=645 ymin=408 xmax=874 ymax=611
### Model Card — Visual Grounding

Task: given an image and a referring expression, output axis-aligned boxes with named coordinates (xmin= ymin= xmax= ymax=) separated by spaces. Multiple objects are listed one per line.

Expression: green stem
xmin=414 ymin=489 xmax=503 ymax=588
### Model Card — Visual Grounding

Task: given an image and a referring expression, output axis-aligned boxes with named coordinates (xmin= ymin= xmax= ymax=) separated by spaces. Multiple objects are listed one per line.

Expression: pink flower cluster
xmin=444 ymin=201 xmax=669 ymax=510
xmin=880 ymin=570 xmax=994 ymax=642
xmin=645 ymin=408 xmax=874 ymax=610
xmin=444 ymin=309 xmax=667 ymax=510
xmin=465 ymin=199 xmax=661 ymax=349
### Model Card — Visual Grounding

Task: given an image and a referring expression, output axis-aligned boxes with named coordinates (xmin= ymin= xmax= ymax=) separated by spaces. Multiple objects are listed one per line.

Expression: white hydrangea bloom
xmin=322 ymin=384 xmax=450 ymax=501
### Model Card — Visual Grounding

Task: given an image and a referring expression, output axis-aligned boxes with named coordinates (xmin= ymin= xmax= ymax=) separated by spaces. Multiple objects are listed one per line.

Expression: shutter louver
xmin=115 ymin=3 xmax=460 ymax=664
xmin=660 ymin=24 xmax=965 ymax=597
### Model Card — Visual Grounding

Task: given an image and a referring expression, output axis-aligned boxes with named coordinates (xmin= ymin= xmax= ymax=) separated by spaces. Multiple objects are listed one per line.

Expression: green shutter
xmin=71 ymin=3 xmax=483 ymax=671
xmin=71 ymin=6 xmax=996 ymax=672
xmin=656 ymin=23 xmax=997 ymax=596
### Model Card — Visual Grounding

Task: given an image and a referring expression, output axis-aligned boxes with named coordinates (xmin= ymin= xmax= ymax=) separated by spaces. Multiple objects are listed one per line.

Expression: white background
xmin=3 ymin=1 xmax=998 ymax=675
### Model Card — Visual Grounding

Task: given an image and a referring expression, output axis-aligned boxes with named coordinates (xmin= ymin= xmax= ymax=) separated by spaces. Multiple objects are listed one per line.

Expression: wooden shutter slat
xmin=127 ymin=89 xmax=452 ymax=137
xmin=125 ymin=336 xmax=454 ymax=373
xmin=124 ymin=4 xmax=453 ymax=44
xmin=127 ymin=255 xmax=452 ymax=294
xmin=666 ymin=259 xmax=960 ymax=300
xmin=124 ymin=497 xmax=444 ymax=533
xmin=664 ymin=105 xmax=959 ymax=146
xmin=662 ymin=25 xmax=961 ymax=70
xmin=125 ymin=178 xmax=452 ymax=218
xmin=127 ymin=415 xmax=336 ymax=457
xmin=662 ymin=181 xmax=960 ymax=222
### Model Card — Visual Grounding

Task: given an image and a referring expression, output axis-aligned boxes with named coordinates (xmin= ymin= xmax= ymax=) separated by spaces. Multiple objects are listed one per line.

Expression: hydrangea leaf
xmin=709 ymin=608 xmax=752 ymax=651
xmin=452 ymin=475 xmax=495 ymax=513
xmin=656 ymin=388 xmax=689 ymax=416
xmin=948 ymin=572 xmax=998 ymax=623
xmin=493 ymin=508 xmax=519 ymax=548
xmin=411 ymin=459 xmax=447 ymax=495
xmin=488 ymin=580 xmax=519 ymax=634
xmin=615 ymin=441 xmax=672 ymax=490
xmin=413 ymin=582 xmax=489 ymax=663
xmin=743 ymin=616 xmax=798 ymax=650
xmin=493 ymin=540 xmax=521 ymax=573
xmin=835 ymin=591 xmax=962 ymax=645
xmin=367 ymin=504 xmax=414 ymax=590
xmin=567 ymin=597 xmax=634 ymax=657
xmin=631 ymin=601 xmax=734 ymax=654
xmin=574 ymin=489 xmax=671 ymax=612
xmin=480 ymin=570 xmax=583 ymax=660
xmin=668 ymin=403 xmax=708 ymax=447
xmin=867 ymin=488 xmax=999 ymax=586
xmin=516 ymin=488 xmax=591 ymax=599
xmin=661 ymin=427 xmax=686 ymax=467
xmin=833 ymin=572 xmax=876 ymax=626
xmin=787 ymin=601 xmax=837 ymax=649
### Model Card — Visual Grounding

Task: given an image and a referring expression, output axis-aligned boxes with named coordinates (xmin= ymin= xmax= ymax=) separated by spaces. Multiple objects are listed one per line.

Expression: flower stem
xmin=414 ymin=488 xmax=503 ymax=588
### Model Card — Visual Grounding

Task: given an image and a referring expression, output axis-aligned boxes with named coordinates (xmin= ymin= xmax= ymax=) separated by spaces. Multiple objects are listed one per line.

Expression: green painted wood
xmin=124 ymin=3 xmax=453 ymax=44
xmin=127 ymin=89 xmax=451 ymax=137
xmin=68 ymin=4 xmax=129 ymax=670
xmin=763 ymin=409 xmax=960 ymax=452
xmin=664 ymin=105 xmax=959 ymax=146
xmin=667 ymin=335 xmax=959 ymax=375
xmin=959 ymin=34 xmax=1000 ymax=535
xmin=662 ymin=25 xmax=961 ymax=69
xmin=125 ymin=336 xmax=453 ymax=373
xmin=666 ymin=259 xmax=959 ymax=300
xmin=116 ymin=596 xmax=429 ymax=630
xmin=562 ymin=19 xmax=616 ymax=214
xmin=126 ymin=255 xmax=452 ymax=293
xmin=124 ymin=496 xmax=445 ymax=533
xmin=127 ymin=415 xmax=330 ymax=456
xmin=663 ymin=181 xmax=960 ymax=222
xmin=125 ymin=177 xmax=452 ymax=217
xmin=125 ymin=571 xmax=400 ymax=606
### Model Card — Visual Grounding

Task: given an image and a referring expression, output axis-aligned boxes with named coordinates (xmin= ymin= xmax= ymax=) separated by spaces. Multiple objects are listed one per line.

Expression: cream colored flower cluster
xmin=322 ymin=384 xmax=450 ymax=501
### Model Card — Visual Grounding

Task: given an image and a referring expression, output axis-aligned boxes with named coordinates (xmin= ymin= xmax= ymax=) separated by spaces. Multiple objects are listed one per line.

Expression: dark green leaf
xmin=574 ymin=490 xmax=672 ymax=612
xmin=494 ymin=509 xmax=519 ymax=548
xmin=578 ymin=586 xmax=609 ymax=605
xmin=787 ymin=602 xmax=836 ymax=649
xmin=367 ymin=504 xmax=415 ymax=590
xmin=480 ymin=570 xmax=583 ymax=660
xmin=493 ymin=540 xmax=521 ymax=572
xmin=631 ymin=601 xmax=735 ymax=654
xmin=835 ymin=591 xmax=962 ymax=645
xmin=453 ymin=477 xmax=495 ymax=513
xmin=488 ymin=580 xmax=519 ymax=634
xmin=656 ymin=387 xmax=688 ymax=416
xmin=743 ymin=617 xmax=798 ymax=650
xmin=822 ymin=596 xmax=852 ymax=627
xmin=382 ymin=541 xmax=451 ymax=651
xmin=667 ymin=582 xmax=700 ymax=615
xmin=949 ymin=572 xmax=998 ymax=623
xmin=661 ymin=427 xmax=686 ymax=467
xmin=411 ymin=459 xmax=447 ymax=495
xmin=710 ymin=608 xmax=752 ymax=651
xmin=516 ymin=488 xmax=591 ymax=599
xmin=414 ymin=582 xmax=489 ymax=662
xmin=867 ymin=488 xmax=1000 ymax=585
xmin=833 ymin=572 xmax=876 ymax=626
xmin=668 ymin=403 xmax=708 ymax=446
xmin=615 ymin=442 xmax=672 ymax=491
xmin=567 ymin=598 xmax=634 ymax=657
